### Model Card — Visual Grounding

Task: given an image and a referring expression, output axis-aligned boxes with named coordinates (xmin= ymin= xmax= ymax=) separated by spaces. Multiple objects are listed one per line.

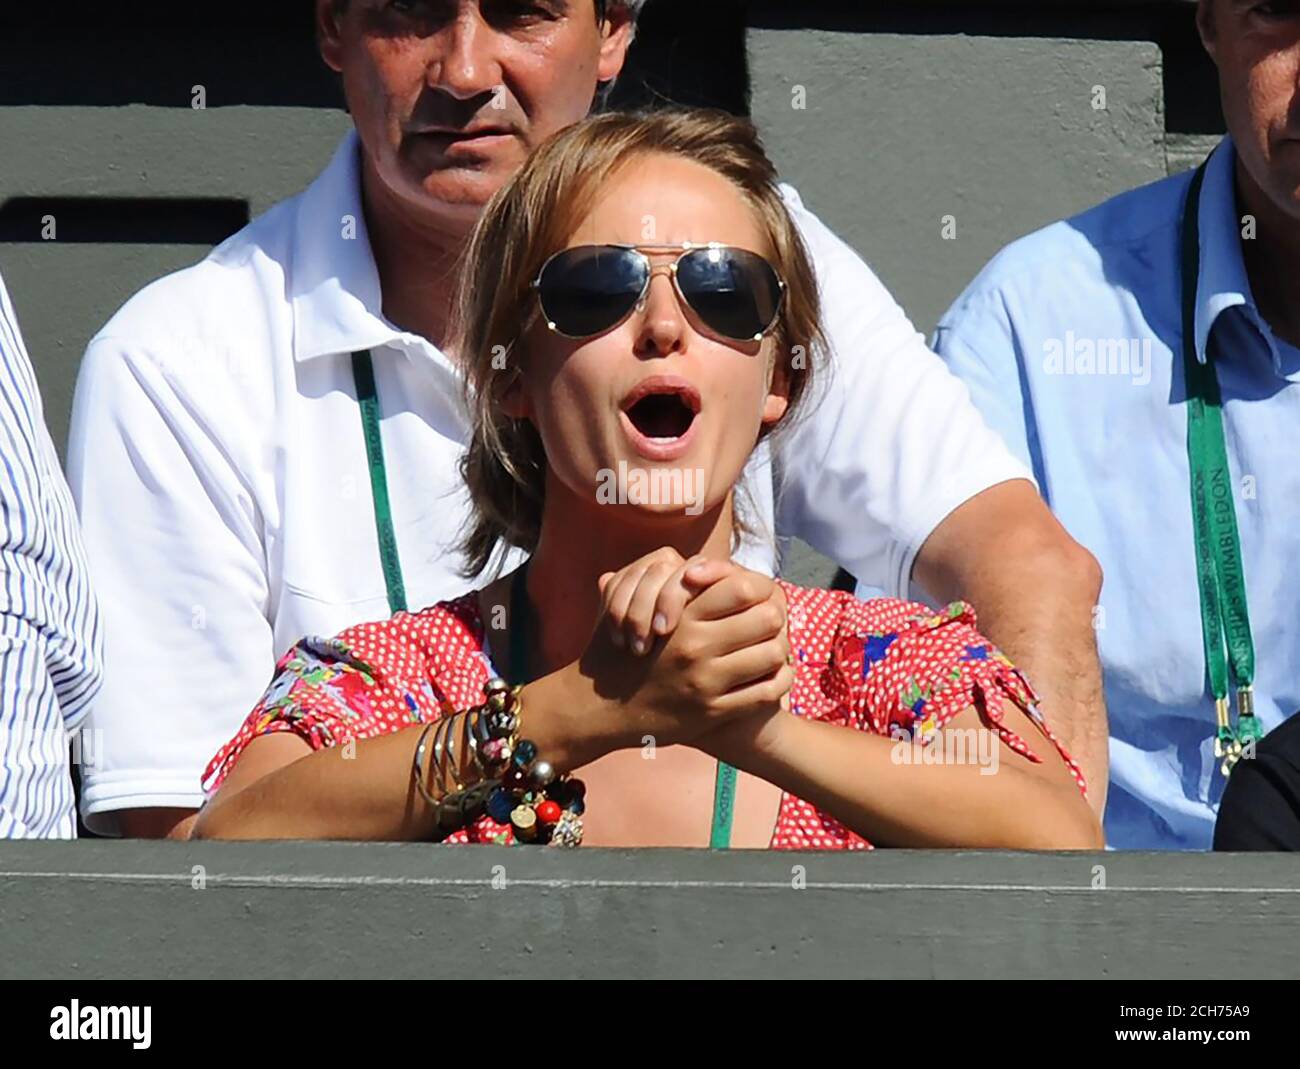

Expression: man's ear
xmin=317 ymin=0 xmax=346 ymax=74
xmin=597 ymin=7 xmax=636 ymax=85
xmin=1196 ymin=0 xmax=1219 ymax=63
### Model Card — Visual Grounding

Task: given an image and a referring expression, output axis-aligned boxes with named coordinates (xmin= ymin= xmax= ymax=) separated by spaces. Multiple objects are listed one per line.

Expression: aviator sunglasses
xmin=531 ymin=242 xmax=786 ymax=343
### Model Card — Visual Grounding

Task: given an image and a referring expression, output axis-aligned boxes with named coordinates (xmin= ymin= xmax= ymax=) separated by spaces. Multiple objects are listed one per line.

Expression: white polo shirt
xmin=67 ymin=130 xmax=1029 ymax=832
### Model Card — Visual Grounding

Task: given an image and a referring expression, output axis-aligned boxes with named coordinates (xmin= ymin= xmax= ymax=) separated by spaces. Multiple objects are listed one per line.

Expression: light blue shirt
xmin=932 ymin=137 xmax=1300 ymax=850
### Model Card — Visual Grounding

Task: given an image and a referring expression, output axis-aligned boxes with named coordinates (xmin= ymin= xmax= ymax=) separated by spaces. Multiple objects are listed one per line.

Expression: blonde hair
xmin=454 ymin=108 xmax=827 ymax=578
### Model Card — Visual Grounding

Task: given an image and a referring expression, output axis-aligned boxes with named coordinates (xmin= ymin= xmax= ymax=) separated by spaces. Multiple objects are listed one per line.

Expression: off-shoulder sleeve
xmin=829 ymin=596 xmax=1088 ymax=798
xmin=201 ymin=597 xmax=488 ymax=795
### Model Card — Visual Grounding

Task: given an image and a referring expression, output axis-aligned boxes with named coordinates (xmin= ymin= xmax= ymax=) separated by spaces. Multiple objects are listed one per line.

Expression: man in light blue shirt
xmin=933 ymin=0 xmax=1300 ymax=848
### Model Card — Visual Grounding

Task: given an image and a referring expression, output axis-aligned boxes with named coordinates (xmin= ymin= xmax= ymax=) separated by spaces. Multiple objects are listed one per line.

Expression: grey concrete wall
xmin=749 ymin=34 xmax=1168 ymax=340
xmin=2 ymin=841 xmax=1297 ymax=979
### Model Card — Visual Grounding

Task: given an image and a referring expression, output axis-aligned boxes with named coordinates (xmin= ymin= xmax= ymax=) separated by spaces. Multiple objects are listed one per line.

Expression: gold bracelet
xmin=464 ymin=706 xmax=484 ymax=776
xmin=432 ymin=714 xmax=456 ymax=796
xmin=443 ymin=711 xmax=466 ymax=793
xmin=411 ymin=721 xmax=441 ymax=808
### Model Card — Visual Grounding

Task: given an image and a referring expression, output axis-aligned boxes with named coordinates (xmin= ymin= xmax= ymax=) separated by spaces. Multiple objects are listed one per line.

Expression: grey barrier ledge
xmin=1 ymin=841 xmax=1297 ymax=979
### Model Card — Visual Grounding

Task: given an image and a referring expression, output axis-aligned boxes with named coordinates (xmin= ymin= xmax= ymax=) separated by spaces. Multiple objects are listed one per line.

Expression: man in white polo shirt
xmin=68 ymin=0 xmax=1106 ymax=838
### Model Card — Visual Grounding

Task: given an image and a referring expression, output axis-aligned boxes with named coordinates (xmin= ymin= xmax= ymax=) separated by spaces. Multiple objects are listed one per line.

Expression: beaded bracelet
xmin=478 ymin=678 xmax=585 ymax=847
xmin=410 ymin=677 xmax=585 ymax=847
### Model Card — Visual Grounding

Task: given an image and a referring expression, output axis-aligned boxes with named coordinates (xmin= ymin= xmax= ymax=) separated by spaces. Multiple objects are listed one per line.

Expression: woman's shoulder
xmin=779 ymin=579 xmax=1022 ymax=712
xmin=779 ymin=581 xmax=1050 ymax=754
xmin=405 ymin=590 xmax=488 ymax=651
xmin=329 ymin=590 xmax=488 ymax=676
xmin=776 ymin=580 xmax=982 ymax=645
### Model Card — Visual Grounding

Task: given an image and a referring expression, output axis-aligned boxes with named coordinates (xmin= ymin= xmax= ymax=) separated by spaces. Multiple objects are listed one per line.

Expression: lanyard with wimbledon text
xmin=508 ymin=558 xmax=739 ymax=847
xmin=352 ymin=350 xmax=408 ymax=615
xmin=1179 ymin=164 xmax=1262 ymax=775
xmin=352 ymin=352 xmax=738 ymax=845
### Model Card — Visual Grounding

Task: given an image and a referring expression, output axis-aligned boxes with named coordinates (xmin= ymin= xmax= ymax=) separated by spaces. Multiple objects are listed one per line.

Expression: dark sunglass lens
xmin=677 ymin=247 xmax=782 ymax=340
xmin=537 ymin=246 xmax=647 ymax=337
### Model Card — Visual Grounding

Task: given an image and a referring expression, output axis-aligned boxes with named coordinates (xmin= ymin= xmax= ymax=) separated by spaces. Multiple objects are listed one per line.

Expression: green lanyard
xmin=352 ymin=351 xmax=737 ymax=845
xmin=352 ymin=350 xmax=408 ymax=615
xmin=1179 ymin=164 xmax=1263 ymax=775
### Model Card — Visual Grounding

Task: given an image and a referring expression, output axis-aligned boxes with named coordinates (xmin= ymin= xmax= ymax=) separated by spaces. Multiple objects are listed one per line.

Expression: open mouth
xmin=622 ymin=377 xmax=701 ymax=437
xmin=625 ymin=392 xmax=697 ymax=439
xmin=618 ymin=377 xmax=702 ymax=461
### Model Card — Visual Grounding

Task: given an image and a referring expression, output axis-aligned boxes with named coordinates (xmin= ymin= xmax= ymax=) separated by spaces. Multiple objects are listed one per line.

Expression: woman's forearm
xmin=192 ymin=727 xmax=456 ymax=840
xmin=192 ymin=663 xmax=613 ymax=841
xmin=720 ymin=714 xmax=1103 ymax=849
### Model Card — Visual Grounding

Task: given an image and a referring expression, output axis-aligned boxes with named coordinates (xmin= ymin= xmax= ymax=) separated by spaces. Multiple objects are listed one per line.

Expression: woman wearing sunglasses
xmin=193 ymin=109 xmax=1101 ymax=849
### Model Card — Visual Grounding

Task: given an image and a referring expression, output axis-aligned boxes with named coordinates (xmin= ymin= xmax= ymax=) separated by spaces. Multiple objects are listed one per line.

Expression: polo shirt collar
xmin=290 ymin=129 xmax=449 ymax=368
xmin=1192 ymin=135 xmax=1283 ymax=372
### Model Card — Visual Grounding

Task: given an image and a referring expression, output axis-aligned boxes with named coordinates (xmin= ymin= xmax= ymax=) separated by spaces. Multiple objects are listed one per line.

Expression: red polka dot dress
xmin=203 ymin=582 xmax=1088 ymax=848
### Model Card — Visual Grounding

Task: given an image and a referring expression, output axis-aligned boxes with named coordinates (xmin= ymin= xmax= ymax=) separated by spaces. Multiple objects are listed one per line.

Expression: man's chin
xmin=396 ymin=168 xmax=507 ymax=222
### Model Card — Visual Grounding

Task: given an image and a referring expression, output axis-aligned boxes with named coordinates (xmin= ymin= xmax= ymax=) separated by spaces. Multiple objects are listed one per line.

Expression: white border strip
xmin=2 ymin=870 xmax=1300 ymax=894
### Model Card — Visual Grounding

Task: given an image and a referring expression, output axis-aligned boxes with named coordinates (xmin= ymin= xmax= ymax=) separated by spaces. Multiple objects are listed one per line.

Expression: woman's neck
xmin=522 ymin=473 xmax=738 ymax=676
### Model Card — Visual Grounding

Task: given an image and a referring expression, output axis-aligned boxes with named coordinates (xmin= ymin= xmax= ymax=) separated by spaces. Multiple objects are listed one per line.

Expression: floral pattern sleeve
xmin=824 ymin=595 xmax=1088 ymax=798
xmin=201 ymin=596 xmax=488 ymax=795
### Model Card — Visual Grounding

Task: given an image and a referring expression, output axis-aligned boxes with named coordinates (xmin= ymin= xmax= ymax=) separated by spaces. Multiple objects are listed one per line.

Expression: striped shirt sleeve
xmin=0 ymin=271 xmax=103 ymax=838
